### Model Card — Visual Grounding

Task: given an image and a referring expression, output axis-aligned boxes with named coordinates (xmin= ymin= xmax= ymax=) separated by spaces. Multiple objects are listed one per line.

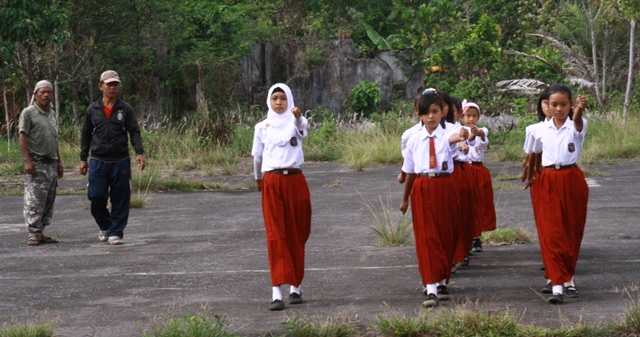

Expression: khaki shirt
xmin=19 ymin=104 xmax=59 ymax=161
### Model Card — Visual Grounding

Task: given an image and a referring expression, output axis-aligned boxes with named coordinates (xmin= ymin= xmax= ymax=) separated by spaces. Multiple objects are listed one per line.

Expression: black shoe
xmin=541 ymin=282 xmax=552 ymax=294
xmin=422 ymin=293 xmax=439 ymax=308
xmin=471 ymin=238 xmax=483 ymax=252
xmin=547 ymin=293 xmax=563 ymax=304
xmin=462 ymin=256 xmax=470 ymax=267
xmin=289 ymin=292 xmax=303 ymax=304
xmin=437 ymin=285 xmax=450 ymax=301
xmin=268 ymin=299 xmax=285 ymax=311
xmin=565 ymin=285 xmax=579 ymax=298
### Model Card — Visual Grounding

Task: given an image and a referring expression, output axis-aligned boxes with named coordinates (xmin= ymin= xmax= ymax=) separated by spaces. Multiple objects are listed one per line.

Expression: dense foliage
xmin=0 ymin=0 xmax=638 ymax=134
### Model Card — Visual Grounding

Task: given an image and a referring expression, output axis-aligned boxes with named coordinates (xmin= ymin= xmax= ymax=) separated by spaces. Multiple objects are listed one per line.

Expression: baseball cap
xmin=100 ymin=70 xmax=121 ymax=83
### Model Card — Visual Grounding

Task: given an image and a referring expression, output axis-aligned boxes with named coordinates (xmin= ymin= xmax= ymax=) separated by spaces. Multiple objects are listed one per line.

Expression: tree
xmin=617 ymin=0 xmax=640 ymax=121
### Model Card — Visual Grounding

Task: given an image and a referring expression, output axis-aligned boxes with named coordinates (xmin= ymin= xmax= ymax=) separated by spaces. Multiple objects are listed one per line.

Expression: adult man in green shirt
xmin=19 ymin=80 xmax=64 ymax=246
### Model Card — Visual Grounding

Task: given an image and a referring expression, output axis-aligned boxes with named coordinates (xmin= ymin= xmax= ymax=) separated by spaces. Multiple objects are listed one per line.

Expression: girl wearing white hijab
xmin=252 ymin=83 xmax=311 ymax=311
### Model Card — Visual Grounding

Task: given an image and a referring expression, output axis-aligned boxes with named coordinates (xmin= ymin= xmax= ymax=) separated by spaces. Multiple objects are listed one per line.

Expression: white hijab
xmin=262 ymin=83 xmax=297 ymax=145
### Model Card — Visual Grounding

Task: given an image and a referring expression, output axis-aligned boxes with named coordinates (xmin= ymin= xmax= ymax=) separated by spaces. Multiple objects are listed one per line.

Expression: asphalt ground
xmin=1 ymin=159 xmax=639 ymax=336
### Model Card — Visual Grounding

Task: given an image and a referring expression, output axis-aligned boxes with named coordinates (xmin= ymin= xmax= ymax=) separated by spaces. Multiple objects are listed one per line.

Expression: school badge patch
xmin=290 ymin=136 xmax=298 ymax=146
xmin=476 ymin=147 xmax=481 ymax=155
xmin=117 ymin=110 xmax=123 ymax=121
xmin=441 ymin=161 xmax=448 ymax=171
xmin=568 ymin=142 xmax=575 ymax=153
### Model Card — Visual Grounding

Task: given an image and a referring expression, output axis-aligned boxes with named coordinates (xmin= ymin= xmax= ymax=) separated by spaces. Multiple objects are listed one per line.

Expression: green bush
xmin=349 ymin=80 xmax=380 ymax=117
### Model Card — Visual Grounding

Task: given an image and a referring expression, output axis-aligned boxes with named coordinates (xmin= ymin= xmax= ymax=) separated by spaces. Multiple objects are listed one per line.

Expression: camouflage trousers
xmin=24 ymin=161 xmax=58 ymax=236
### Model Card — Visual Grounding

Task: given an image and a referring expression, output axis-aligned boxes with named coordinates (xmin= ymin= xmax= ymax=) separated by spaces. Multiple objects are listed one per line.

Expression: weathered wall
xmin=235 ymin=39 xmax=423 ymax=113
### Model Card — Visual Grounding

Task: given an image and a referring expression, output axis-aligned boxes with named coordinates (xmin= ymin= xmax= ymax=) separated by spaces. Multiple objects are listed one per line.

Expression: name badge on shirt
xmin=476 ymin=147 xmax=481 ymax=155
xmin=568 ymin=142 xmax=575 ymax=153
xmin=441 ymin=161 xmax=448 ymax=171
xmin=290 ymin=136 xmax=298 ymax=146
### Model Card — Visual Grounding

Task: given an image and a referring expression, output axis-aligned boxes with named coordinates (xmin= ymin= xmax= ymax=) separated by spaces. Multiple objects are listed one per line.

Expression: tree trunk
xmin=72 ymin=84 xmax=80 ymax=128
xmin=3 ymin=82 xmax=10 ymax=152
xmin=623 ymin=19 xmax=636 ymax=123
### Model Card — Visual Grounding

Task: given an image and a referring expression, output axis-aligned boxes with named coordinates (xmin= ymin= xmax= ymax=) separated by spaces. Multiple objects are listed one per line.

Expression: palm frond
xmin=495 ymin=79 xmax=548 ymax=95
xmin=568 ymin=76 xmax=595 ymax=89
xmin=502 ymin=50 xmax=563 ymax=73
xmin=530 ymin=31 xmax=594 ymax=78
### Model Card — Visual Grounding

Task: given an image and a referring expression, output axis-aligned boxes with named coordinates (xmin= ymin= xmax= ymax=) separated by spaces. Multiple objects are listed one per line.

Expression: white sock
xmin=425 ymin=283 xmax=438 ymax=295
xmin=272 ymin=286 xmax=282 ymax=301
xmin=564 ymin=278 xmax=575 ymax=287
xmin=552 ymin=285 xmax=563 ymax=295
xmin=437 ymin=279 xmax=447 ymax=287
xmin=290 ymin=285 xmax=301 ymax=295
xmin=546 ymin=279 xmax=551 ymax=285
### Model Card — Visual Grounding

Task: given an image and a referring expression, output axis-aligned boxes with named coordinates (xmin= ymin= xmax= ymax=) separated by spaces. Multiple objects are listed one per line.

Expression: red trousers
xmin=536 ymin=167 xmax=588 ymax=285
xmin=410 ymin=176 xmax=459 ymax=285
xmin=452 ymin=162 xmax=474 ymax=263
xmin=261 ymin=172 xmax=312 ymax=287
xmin=470 ymin=164 xmax=496 ymax=236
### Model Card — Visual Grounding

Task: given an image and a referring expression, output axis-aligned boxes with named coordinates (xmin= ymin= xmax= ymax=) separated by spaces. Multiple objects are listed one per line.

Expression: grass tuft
xmin=282 ymin=315 xmax=357 ymax=337
xmin=0 ymin=320 xmax=56 ymax=337
xmin=481 ymin=227 xmax=535 ymax=245
xmin=360 ymin=190 xmax=413 ymax=247
xmin=375 ymin=312 xmax=430 ymax=337
xmin=143 ymin=311 xmax=240 ymax=337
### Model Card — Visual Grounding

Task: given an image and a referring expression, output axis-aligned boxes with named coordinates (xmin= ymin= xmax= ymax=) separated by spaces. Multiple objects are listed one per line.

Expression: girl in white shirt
xmin=399 ymin=90 xmax=467 ymax=308
xmin=523 ymin=84 xmax=588 ymax=304
xmin=252 ymin=83 xmax=311 ymax=311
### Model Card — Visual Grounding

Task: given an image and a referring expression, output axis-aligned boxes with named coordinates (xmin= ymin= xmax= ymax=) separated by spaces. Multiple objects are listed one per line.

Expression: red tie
xmin=429 ymin=136 xmax=437 ymax=169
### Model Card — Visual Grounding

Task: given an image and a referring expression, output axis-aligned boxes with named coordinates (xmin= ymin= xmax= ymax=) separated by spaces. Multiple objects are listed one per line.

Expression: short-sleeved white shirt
xmin=252 ymin=117 xmax=308 ymax=172
xmin=402 ymin=124 xmax=457 ymax=174
xmin=401 ymin=122 xmax=422 ymax=158
xmin=524 ymin=117 xmax=587 ymax=166
xmin=466 ymin=126 xmax=489 ymax=162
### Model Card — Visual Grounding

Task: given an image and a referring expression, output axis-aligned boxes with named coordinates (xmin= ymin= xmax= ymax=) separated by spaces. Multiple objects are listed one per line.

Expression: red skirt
xmin=470 ymin=164 xmax=496 ymax=236
xmin=537 ymin=167 xmax=588 ymax=285
xmin=410 ymin=175 xmax=459 ymax=285
xmin=262 ymin=172 xmax=312 ymax=287
xmin=530 ymin=171 xmax=548 ymax=279
xmin=452 ymin=162 xmax=474 ymax=263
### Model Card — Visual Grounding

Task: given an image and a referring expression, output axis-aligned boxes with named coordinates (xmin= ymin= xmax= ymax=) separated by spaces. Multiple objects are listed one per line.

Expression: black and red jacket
xmin=80 ymin=97 xmax=144 ymax=162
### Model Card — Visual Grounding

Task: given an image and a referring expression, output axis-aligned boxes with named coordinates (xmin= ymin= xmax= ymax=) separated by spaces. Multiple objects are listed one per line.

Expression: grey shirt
xmin=19 ymin=104 xmax=59 ymax=161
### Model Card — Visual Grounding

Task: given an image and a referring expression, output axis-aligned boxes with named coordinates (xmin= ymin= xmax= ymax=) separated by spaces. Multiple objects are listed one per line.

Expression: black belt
xmin=544 ymin=164 xmax=577 ymax=170
xmin=454 ymin=160 xmax=467 ymax=165
xmin=418 ymin=172 xmax=451 ymax=178
xmin=469 ymin=161 xmax=483 ymax=165
xmin=269 ymin=168 xmax=301 ymax=175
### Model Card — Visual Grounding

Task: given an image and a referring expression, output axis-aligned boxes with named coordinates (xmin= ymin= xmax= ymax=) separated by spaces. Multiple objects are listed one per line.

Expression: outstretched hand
xmin=292 ymin=107 xmax=301 ymax=119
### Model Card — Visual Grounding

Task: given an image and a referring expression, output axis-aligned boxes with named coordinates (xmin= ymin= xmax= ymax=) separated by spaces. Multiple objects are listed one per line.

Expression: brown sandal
xmin=39 ymin=236 xmax=58 ymax=244
xmin=27 ymin=236 xmax=40 ymax=246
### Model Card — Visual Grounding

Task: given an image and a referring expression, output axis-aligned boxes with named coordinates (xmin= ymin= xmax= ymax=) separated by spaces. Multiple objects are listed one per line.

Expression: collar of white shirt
xmin=418 ymin=123 xmax=444 ymax=140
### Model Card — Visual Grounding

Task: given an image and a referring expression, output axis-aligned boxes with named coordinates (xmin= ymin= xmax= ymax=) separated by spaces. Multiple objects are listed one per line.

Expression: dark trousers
xmin=88 ymin=157 xmax=131 ymax=238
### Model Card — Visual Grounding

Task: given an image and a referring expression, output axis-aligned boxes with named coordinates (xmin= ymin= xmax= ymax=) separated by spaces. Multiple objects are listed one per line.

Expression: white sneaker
xmin=107 ymin=236 xmax=123 ymax=245
xmin=99 ymin=231 xmax=109 ymax=242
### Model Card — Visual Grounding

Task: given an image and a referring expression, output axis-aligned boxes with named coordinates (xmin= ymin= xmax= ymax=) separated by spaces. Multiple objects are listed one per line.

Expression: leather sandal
xmin=39 ymin=236 xmax=58 ymax=244
xmin=27 ymin=236 xmax=40 ymax=246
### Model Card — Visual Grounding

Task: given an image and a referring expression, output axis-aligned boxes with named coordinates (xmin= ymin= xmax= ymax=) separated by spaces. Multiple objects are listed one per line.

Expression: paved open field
xmin=1 ymin=160 xmax=639 ymax=336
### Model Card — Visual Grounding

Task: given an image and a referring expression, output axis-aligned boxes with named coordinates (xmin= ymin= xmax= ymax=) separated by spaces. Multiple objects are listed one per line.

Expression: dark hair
xmin=547 ymin=84 xmax=574 ymax=120
xmin=414 ymin=85 xmax=426 ymax=107
xmin=417 ymin=92 xmax=445 ymax=128
xmin=450 ymin=96 xmax=462 ymax=122
xmin=536 ymin=87 xmax=550 ymax=122
xmin=437 ymin=90 xmax=454 ymax=124
xmin=272 ymin=87 xmax=285 ymax=94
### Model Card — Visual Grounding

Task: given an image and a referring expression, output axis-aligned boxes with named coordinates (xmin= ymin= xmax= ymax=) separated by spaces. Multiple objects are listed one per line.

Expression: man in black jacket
xmin=79 ymin=70 xmax=145 ymax=245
